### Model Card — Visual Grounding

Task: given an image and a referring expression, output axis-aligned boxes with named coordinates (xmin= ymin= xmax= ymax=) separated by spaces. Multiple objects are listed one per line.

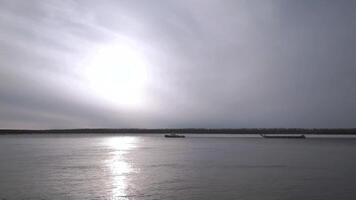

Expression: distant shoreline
xmin=0 ymin=128 xmax=356 ymax=135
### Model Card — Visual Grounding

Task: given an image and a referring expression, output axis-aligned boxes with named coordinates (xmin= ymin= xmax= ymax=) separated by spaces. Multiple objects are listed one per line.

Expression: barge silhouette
xmin=260 ymin=134 xmax=306 ymax=139
xmin=164 ymin=133 xmax=185 ymax=138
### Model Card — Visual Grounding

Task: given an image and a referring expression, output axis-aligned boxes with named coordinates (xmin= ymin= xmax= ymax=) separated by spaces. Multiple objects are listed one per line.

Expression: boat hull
xmin=261 ymin=135 xmax=306 ymax=139
xmin=164 ymin=135 xmax=185 ymax=138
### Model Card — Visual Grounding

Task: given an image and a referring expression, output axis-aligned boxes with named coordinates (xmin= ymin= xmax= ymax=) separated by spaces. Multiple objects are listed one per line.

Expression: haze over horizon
xmin=1 ymin=0 xmax=356 ymax=129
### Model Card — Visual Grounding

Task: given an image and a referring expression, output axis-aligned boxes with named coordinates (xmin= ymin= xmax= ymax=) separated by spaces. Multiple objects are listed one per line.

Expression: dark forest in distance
xmin=0 ymin=128 xmax=355 ymax=135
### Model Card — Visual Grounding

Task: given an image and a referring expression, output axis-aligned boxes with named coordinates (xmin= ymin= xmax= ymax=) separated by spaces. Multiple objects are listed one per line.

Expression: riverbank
xmin=0 ymin=128 xmax=355 ymax=135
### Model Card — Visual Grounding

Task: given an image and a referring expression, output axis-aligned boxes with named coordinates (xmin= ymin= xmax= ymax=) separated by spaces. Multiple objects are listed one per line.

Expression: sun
xmin=84 ymin=42 xmax=148 ymax=108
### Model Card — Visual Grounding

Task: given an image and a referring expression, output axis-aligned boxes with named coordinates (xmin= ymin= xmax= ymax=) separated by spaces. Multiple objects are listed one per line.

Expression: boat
xmin=260 ymin=134 xmax=306 ymax=139
xmin=164 ymin=133 xmax=185 ymax=138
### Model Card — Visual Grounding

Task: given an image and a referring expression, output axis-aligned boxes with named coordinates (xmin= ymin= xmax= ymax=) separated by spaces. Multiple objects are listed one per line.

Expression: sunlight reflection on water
xmin=104 ymin=137 xmax=139 ymax=200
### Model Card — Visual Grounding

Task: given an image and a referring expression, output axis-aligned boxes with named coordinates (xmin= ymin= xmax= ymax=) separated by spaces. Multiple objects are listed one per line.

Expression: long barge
xmin=260 ymin=134 xmax=306 ymax=139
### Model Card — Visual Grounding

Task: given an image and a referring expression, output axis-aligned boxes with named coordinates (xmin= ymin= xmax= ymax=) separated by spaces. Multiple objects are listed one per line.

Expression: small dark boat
xmin=260 ymin=134 xmax=306 ymax=139
xmin=164 ymin=133 xmax=185 ymax=138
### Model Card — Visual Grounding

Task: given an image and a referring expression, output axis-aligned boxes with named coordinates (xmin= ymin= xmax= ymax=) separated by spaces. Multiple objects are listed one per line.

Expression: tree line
xmin=0 ymin=128 xmax=355 ymax=135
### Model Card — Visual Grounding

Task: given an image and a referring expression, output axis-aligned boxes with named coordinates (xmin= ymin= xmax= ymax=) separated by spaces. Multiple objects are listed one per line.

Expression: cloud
xmin=0 ymin=0 xmax=355 ymax=128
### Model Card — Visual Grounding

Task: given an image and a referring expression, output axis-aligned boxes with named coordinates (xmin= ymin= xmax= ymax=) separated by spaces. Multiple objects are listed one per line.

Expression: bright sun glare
xmin=84 ymin=42 xmax=148 ymax=108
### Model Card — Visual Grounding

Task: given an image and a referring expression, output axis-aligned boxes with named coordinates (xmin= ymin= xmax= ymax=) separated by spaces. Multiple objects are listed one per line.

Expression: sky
xmin=0 ymin=0 xmax=356 ymax=129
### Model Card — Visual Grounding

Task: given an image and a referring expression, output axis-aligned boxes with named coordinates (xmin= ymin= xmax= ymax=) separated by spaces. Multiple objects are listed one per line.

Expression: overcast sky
xmin=0 ymin=0 xmax=355 ymax=129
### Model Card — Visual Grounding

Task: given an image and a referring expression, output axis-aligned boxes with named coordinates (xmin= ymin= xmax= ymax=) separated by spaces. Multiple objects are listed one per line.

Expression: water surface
xmin=0 ymin=134 xmax=356 ymax=200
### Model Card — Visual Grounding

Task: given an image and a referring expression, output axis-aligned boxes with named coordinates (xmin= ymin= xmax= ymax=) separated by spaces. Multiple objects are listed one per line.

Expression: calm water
xmin=1 ymin=134 xmax=356 ymax=200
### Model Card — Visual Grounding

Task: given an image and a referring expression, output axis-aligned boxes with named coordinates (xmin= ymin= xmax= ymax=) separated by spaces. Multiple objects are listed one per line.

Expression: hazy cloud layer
xmin=0 ymin=0 xmax=355 ymax=129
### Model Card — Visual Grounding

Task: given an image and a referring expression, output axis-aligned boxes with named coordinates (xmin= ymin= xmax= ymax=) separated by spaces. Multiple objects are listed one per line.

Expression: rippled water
xmin=1 ymin=134 xmax=356 ymax=200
